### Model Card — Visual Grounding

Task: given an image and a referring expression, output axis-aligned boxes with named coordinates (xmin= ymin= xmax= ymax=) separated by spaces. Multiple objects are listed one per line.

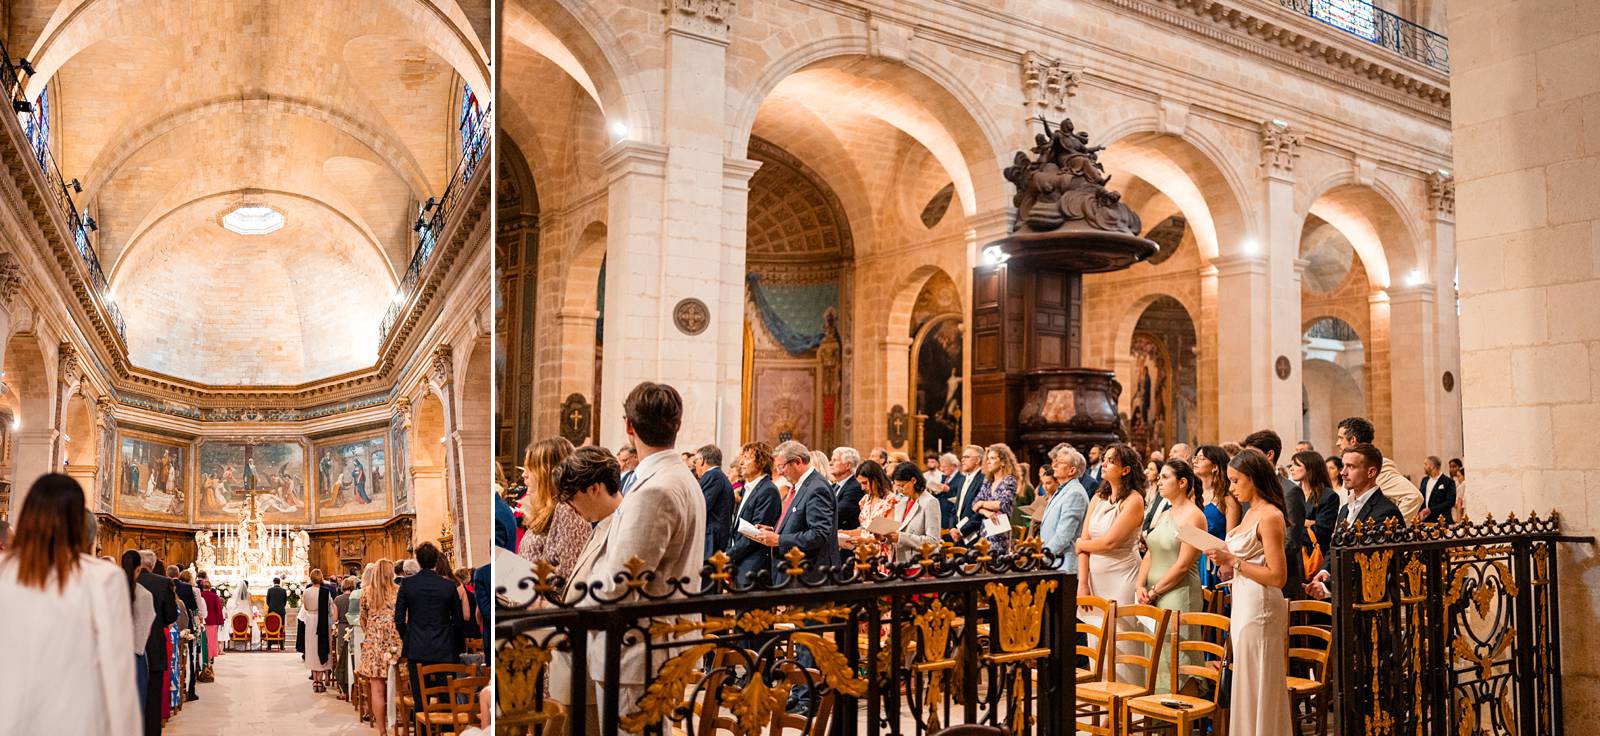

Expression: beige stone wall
xmin=1450 ymin=0 xmax=1600 ymax=713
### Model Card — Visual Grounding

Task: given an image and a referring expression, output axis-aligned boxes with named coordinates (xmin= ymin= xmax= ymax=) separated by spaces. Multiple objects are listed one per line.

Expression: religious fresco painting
xmin=313 ymin=431 xmax=390 ymax=522
xmin=114 ymin=430 xmax=189 ymax=521
xmin=96 ymin=414 xmax=117 ymax=511
xmin=195 ymin=439 xmax=310 ymax=524
xmin=915 ymin=317 xmax=964 ymax=457
xmin=390 ymin=413 xmax=411 ymax=512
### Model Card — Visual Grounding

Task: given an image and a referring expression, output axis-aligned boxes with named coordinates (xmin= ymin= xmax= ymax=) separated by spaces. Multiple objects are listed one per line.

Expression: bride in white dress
xmin=224 ymin=580 xmax=259 ymax=648
xmin=1076 ymin=444 xmax=1147 ymax=683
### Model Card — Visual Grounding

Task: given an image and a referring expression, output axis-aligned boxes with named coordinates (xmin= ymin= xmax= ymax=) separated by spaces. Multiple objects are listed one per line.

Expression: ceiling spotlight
xmin=11 ymin=100 xmax=31 ymax=113
xmin=610 ymin=121 xmax=629 ymax=139
xmin=69 ymin=178 xmax=81 ymax=193
xmin=391 ymin=290 xmax=407 ymax=305
xmin=982 ymin=245 xmax=1010 ymax=265
xmin=1269 ymin=119 xmax=1290 ymax=128
xmin=85 ymin=216 xmax=97 ymax=231
xmin=16 ymin=58 xmax=34 ymax=75
xmin=1406 ymin=269 xmax=1426 ymax=287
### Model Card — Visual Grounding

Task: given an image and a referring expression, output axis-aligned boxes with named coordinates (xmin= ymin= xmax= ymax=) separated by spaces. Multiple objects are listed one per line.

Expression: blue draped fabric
xmin=746 ymin=273 xmax=838 ymax=355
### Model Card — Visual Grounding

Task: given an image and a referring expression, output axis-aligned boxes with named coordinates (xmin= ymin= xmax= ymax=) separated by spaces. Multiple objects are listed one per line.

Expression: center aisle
xmin=167 ymin=652 xmax=366 ymax=736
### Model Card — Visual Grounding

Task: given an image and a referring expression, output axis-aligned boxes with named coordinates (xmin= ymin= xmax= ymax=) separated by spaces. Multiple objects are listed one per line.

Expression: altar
xmin=198 ymin=485 xmax=308 ymax=588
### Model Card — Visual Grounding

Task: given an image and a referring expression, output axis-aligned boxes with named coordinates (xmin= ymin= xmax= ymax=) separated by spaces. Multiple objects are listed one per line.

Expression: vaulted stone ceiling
xmin=13 ymin=0 xmax=488 ymax=385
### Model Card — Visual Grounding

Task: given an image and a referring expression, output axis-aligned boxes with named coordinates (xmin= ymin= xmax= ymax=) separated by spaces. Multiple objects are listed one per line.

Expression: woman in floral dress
xmin=359 ymin=559 xmax=400 ymax=735
xmin=958 ymin=444 xmax=1021 ymax=555
xmin=517 ymin=438 xmax=593 ymax=590
xmin=839 ymin=460 xmax=895 ymax=553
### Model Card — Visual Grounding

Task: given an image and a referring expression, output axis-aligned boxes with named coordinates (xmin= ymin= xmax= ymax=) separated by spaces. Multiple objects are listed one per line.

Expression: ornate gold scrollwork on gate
xmin=913 ymin=599 xmax=959 ymax=730
xmin=720 ymin=671 xmax=792 ymax=736
xmin=984 ymin=580 xmax=1057 ymax=735
xmin=496 ymin=633 xmax=562 ymax=730
xmin=1356 ymin=549 xmax=1394 ymax=609
xmin=619 ymin=642 xmax=718 ymax=733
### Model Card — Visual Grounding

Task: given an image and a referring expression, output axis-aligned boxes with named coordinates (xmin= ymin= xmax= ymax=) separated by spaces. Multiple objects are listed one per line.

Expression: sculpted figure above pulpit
xmin=291 ymin=528 xmax=310 ymax=576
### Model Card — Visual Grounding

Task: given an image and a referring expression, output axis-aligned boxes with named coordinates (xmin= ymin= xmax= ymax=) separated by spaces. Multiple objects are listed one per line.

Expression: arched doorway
xmin=457 ymin=336 xmax=492 ymax=567
xmin=496 ymin=134 xmax=539 ymax=476
xmin=410 ymin=391 xmax=449 ymax=554
xmin=2 ymin=333 xmax=51 ymax=517
xmin=62 ymin=391 xmax=97 ymax=506
xmin=1302 ymin=316 xmax=1367 ymax=448
xmin=1125 ymin=296 xmax=1197 ymax=460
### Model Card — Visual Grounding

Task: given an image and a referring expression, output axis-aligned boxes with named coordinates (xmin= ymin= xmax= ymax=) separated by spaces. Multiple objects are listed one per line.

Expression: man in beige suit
xmin=557 ymin=382 xmax=706 ymax=735
xmin=1334 ymin=416 xmax=1424 ymax=522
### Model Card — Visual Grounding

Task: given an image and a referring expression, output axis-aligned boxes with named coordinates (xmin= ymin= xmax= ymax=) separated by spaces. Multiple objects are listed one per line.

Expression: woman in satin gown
xmin=1076 ymin=443 xmax=1146 ymax=683
xmin=1208 ymin=448 xmax=1292 ymax=736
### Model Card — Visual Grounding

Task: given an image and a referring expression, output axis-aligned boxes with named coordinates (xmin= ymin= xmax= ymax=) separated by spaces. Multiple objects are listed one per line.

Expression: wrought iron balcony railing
xmin=0 ymin=42 xmax=126 ymax=340
xmin=379 ymin=102 xmax=492 ymax=343
xmin=1276 ymin=0 xmax=1449 ymax=73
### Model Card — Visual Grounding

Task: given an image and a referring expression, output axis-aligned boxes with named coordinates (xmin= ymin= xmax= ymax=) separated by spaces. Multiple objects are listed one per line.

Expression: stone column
xmin=598 ymin=1 xmax=743 ymax=452
xmin=455 ymin=427 xmax=491 ymax=567
xmin=1386 ymin=285 xmax=1438 ymax=471
xmin=877 ymin=333 xmax=915 ymax=453
xmin=11 ymin=428 xmax=57 ymax=514
xmin=64 ymin=463 xmax=96 ymax=504
xmin=411 ymin=465 xmax=449 ymax=550
xmin=1427 ymin=172 xmax=1463 ymax=460
xmin=1259 ymin=121 xmax=1306 ymax=444
xmin=1211 ymin=254 xmax=1270 ymax=442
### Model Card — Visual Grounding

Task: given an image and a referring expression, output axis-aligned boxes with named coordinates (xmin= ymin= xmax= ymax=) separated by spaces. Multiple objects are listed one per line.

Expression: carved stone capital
xmin=0 ymin=252 xmax=22 ymax=308
xmin=661 ymin=0 xmax=735 ymax=43
xmin=1427 ymin=170 xmax=1455 ymax=217
xmin=1258 ymin=120 xmax=1301 ymax=176
xmin=58 ymin=343 xmax=80 ymax=385
xmin=1022 ymin=51 xmax=1081 ymax=118
xmin=429 ymin=345 xmax=453 ymax=388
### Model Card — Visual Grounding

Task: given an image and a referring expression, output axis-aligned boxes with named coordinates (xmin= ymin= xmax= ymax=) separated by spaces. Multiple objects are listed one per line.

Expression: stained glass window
xmin=1312 ymin=0 xmax=1377 ymax=41
xmin=459 ymin=83 xmax=486 ymax=173
xmin=21 ymin=85 xmax=49 ymax=166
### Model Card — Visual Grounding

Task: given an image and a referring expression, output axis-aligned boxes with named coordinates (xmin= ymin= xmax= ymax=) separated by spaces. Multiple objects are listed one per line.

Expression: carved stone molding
xmin=1259 ymin=120 xmax=1301 ymax=176
xmin=869 ymin=16 xmax=914 ymax=62
xmin=1022 ymin=51 xmax=1081 ymax=118
xmin=394 ymin=396 xmax=413 ymax=429
xmin=429 ymin=345 xmax=454 ymax=388
xmin=0 ymin=252 xmax=21 ymax=308
xmin=58 ymin=342 xmax=80 ymax=386
xmin=661 ymin=0 xmax=735 ymax=42
xmin=1428 ymin=170 xmax=1455 ymax=217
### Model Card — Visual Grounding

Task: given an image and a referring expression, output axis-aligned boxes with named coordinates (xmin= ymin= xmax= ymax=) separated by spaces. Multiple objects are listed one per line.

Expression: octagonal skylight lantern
xmin=222 ymin=204 xmax=285 ymax=235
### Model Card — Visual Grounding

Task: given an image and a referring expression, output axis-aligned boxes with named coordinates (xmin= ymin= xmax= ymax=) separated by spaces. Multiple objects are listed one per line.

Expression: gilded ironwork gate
xmin=1330 ymin=513 xmax=1590 ymax=735
xmin=496 ymin=539 xmax=1074 ymax=736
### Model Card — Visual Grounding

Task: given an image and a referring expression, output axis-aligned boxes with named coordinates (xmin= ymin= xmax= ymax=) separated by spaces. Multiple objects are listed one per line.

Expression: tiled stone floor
xmin=166 ymin=652 xmax=368 ymax=736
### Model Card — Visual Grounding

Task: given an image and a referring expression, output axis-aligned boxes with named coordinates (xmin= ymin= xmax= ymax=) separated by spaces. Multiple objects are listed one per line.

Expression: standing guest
xmin=1449 ymin=458 xmax=1466 ymax=520
xmin=1041 ymin=444 xmax=1090 ymax=574
xmin=1077 ymin=443 xmax=1146 ymax=681
xmin=333 ymin=577 xmax=355 ymax=697
xmin=518 ymin=437 xmax=592 ymax=580
xmin=693 ymin=444 xmax=736 ymax=560
xmin=958 ymin=444 xmax=1021 ymax=554
xmin=878 ymin=462 xmax=944 ymax=563
xmin=435 ymin=555 xmax=474 ymax=647
xmin=1011 ymin=462 xmax=1037 ymax=531
xmin=563 ymin=383 xmax=706 ymax=729
xmin=1290 ymin=451 xmax=1339 ymax=563
xmin=1169 ymin=443 xmax=1193 ymax=462
xmin=266 ymin=576 xmax=288 ymax=621
xmin=199 ymin=576 xmax=223 ymax=661
xmin=1221 ymin=442 xmax=1244 ymax=458
xmin=945 ymin=445 xmax=986 ymax=537
xmin=123 ymin=550 xmax=156 ymax=726
xmin=546 ymin=445 xmax=625 ymax=713
xmin=1194 ymin=445 xmax=1235 ymax=538
xmin=933 ymin=452 xmax=958 ymax=490
xmin=683 ymin=451 xmax=699 ymax=474
xmin=1304 ymin=444 xmax=1407 ymax=601
xmin=395 ymin=542 xmax=462 ymax=716
xmin=728 ymin=442 xmax=781 ymax=585
xmin=1295 ymin=440 xmax=1315 ymax=454
xmin=839 ymin=460 xmax=894 ymax=551
xmin=1418 ymin=455 xmax=1457 ymax=524
xmin=1136 ymin=459 xmax=1207 ymax=693
xmin=1083 ymin=444 xmax=1105 ymax=493
xmin=828 ymin=447 xmax=866 ymax=534
xmin=1334 ymin=417 xmax=1423 ymax=521
xmin=0 ymin=474 xmax=141 ymax=736
xmin=867 ymin=447 xmax=891 ymax=468
xmin=138 ymin=549 xmax=177 ymax=735
xmin=0 ymin=518 xmax=9 ymax=551
xmin=1325 ymin=455 xmax=1345 ymax=500
xmin=304 ymin=568 xmax=334 ymax=692
xmin=169 ymin=566 xmax=201 ymax=702
xmin=1208 ymin=449 xmax=1292 ymax=735
xmin=753 ymin=441 xmax=838 ymax=584
xmin=455 ymin=568 xmax=481 ymax=641
xmin=1242 ymin=430 xmax=1306 ymax=600
xmin=359 ymin=559 xmax=400 ymax=736
xmin=617 ymin=445 xmax=640 ymax=496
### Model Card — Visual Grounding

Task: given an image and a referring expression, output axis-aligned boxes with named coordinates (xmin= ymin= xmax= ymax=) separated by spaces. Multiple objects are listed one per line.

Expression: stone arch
xmin=3 ymin=332 xmax=54 ymax=512
xmin=1120 ymin=295 xmax=1199 ymax=456
xmin=1300 ymin=315 xmax=1370 ymax=449
xmin=1098 ymin=121 xmax=1256 ymax=262
xmin=455 ymin=335 xmax=491 ymax=566
xmin=501 ymin=0 xmax=655 ymax=144
xmin=62 ymin=389 xmax=95 ymax=465
xmin=1299 ymin=173 xmax=1427 ymax=289
xmin=409 ymin=387 xmax=449 ymax=551
xmin=728 ymin=40 xmax=1010 ymax=218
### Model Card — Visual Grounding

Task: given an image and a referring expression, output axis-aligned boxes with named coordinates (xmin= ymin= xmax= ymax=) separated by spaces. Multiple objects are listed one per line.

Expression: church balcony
xmin=0 ymin=42 xmax=126 ymax=347
xmin=1274 ymin=0 xmax=1449 ymax=72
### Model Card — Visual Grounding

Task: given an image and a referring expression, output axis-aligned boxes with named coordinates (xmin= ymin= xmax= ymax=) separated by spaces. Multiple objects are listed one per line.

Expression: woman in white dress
xmin=1207 ymin=448 xmax=1292 ymax=736
xmin=0 ymin=474 xmax=141 ymax=736
xmin=304 ymin=568 xmax=334 ymax=691
xmin=224 ymin=579 xmax=259 ymax=648
xmin=1076 ymin=443 xmax=1146 ymax=682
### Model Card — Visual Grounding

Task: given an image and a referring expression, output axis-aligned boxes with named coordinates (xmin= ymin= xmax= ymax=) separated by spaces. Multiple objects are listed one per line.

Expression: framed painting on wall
xmin=195 ymin=439 xmax=310 ymax=524
xmin=313 ymin=430 xmax=390 ymax=523
xmin=114 ymin=429 xmax=190 ymax=522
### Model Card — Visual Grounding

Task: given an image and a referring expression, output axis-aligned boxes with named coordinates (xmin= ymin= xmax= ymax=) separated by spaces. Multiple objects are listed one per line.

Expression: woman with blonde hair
xmin=957 ymin=443 xmax=1021 ymax=555
xmin=516 ymin=438 xmax=592 ymax=581
xmin=359 ymin=559 xmax=400 ymax=734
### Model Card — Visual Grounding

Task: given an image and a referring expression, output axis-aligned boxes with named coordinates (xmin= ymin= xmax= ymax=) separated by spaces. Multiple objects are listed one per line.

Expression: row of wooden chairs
xmin=1075 ymin=596 xmax=1333 ymax=736
xmin=394 ymin=662 xmax=489 ymax=736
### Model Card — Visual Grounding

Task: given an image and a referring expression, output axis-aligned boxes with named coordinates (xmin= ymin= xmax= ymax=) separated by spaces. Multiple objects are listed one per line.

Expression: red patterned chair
xmin=229 ymin=613 xmax=252 ymax=651
xmin=262 ymin=612 xmax=285 ymax=651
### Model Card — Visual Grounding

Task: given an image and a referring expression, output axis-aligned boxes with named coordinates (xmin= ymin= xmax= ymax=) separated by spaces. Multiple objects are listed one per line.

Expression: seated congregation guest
xmin=728 ymin=442 xmax=781 ymax=585
xmin=839 ymin=460 xmax=893 ymax=552
xmin=359 ymin=560 xmax=400 ymax=735
xmin=1077 ymin=443 xmax=1145 ymax=680
xmin=828 ymin=447 xmax=866 ymax=534
xmin=693 ymin=444 xmax=735 ymax=560
xmin=956 ymin=443 xmax=1021 ymax=555
xmin=0 ymin=474 xmax=140 ymax=736
xmin=1418 ymin=455 xmax=1457 ymax=524
xmin=1135 ymin=459 xmax=1207 ymax=694
xmin=878 ymin=462 xmax=944 ymax=564
xmin=1040 ymin=444 xmax=1090 ymax=573
xmin=518 ymin=437 xmax=592 ymax=580
xmin=752 ymin=441 xmax=838 ymax=584
xmin=395 ymin=543 xmax=462 ymax=716
xmin=1290 ymin=450 xmax=1340 ymax=564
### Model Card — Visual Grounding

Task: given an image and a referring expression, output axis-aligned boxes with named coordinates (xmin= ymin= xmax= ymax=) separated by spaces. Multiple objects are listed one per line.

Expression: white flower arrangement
xmin=215 ymin=582 xmax=233 ymax=605
xmin=286 ymin=581 xmax=305 ymax=608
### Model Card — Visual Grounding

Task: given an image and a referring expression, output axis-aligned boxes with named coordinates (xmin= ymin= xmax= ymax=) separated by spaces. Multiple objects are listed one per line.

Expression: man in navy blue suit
xmin=944 ymin=445 xmax=986 ymax=538
xmin=827 ymin=447 xmax=865 ymax=532
xmin=750 ymin=441 xmax=838 ymax=583
xmin=693 ymin=444 xmax=736 ymax=561
xmin=727 ymin=441 xmax=782 ymax=585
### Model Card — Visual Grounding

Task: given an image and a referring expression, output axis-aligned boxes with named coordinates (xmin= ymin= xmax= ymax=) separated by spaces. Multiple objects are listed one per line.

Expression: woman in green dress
xmin=1135 ymin=458 xmax=1208 ymax=693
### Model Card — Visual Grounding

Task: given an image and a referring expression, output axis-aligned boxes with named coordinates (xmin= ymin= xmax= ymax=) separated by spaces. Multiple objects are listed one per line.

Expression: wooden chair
xmin=261 ymin=612 xmax=286 ymax=651
xmin=414 ymin=663 xmax=478 ymax=736
xmin=1121 ymin=611 xmax=1231 ymax=735
xmin=1076 ymin=597 xmax=1116 ymax=684
xmin=1287 ymin=601 xmax=1334 ymax=735
xmin=464 ymin=637 xmax=484 ymax=654
xmin=228 ymin=613 xmax=251 ymax=651
xmin=766 ymin=661 xmax=834 ymax=736
xmin=1076 ymin=604 xmax=1171 ymax=736
xmin=396 ymin=662 xmax=414 ymax=736
xmin=447 ymin=674 xmax=489 ymax=731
